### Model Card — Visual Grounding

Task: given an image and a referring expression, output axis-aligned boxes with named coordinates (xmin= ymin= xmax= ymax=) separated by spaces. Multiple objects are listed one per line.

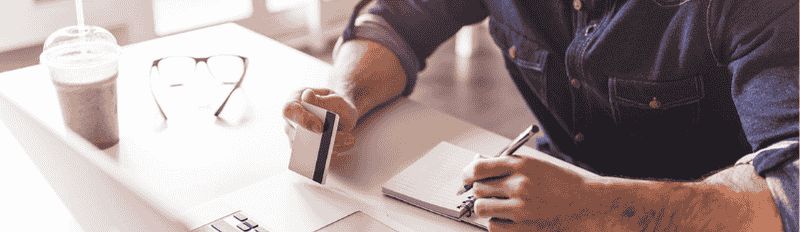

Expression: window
xmin=153 ymin=0 xmax=253 ymax=36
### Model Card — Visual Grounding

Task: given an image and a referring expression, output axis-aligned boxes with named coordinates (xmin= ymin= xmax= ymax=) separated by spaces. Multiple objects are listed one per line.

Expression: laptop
xmin=0 ymin=92 xmax=397 ymax=232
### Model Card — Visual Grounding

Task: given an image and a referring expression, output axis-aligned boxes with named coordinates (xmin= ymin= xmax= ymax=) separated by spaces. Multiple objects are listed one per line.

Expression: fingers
xmin=472 ymin=174 xmax=528 ymax=222
xmin=474 ymin=197 xmax=523 ymax=221
xmin=283 ymin=100 xmax=324 ymax=133
xmin=473 ymin=179 xmax=508 ymax=199
xmin=288 ymin=88 xmax=332 ymax=101
xmin=463 ymin=155 xmax=522 ymax=185
xmin=300 ymin=89 xmax=357 ymax=132
xmin=286 ymin=88 xmax=359 ymax=133
xmin=284 ymin=87 xmax=361 ymax=156
xmin=472 ymin=174 xmax=525 ymax=198
xmin=462 ymin=153 xmax=482 ymax=181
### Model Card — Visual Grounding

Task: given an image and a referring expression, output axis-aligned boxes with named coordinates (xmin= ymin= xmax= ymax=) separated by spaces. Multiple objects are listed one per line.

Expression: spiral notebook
xmin=382 ymin=141 xmax=490 ymax=229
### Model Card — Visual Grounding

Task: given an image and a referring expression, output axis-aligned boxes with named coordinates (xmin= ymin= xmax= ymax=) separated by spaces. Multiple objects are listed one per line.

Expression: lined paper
xmin=382 ymin=142 xmax=488 ymax=228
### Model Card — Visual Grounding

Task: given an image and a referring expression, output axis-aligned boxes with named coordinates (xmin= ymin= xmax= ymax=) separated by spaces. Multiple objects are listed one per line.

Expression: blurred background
xmin=0 ymin=0 xmax=538 ymax=145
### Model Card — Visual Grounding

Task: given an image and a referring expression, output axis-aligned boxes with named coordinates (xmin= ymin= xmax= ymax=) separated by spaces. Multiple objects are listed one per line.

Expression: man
xmin=283 ymin=0 xmax=798 ymax=231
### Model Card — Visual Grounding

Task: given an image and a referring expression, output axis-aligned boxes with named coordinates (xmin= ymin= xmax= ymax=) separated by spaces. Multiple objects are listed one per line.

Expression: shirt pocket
xmin=510 ymin=39 xmax=550 ymax=100
xmin=608 ymin=76 xmax=704 ymax=138
xmin=490 ymin=23 xmax=550 ymax=102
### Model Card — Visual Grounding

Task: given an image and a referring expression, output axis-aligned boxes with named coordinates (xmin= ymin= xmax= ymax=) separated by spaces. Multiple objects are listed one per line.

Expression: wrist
xmin=331 ymin=85 xmax=369 ymax=122
xmin=584 ymin=177 xmax=701 ymax=231
xmin=330 ymin=39 xmax=407 ymax=123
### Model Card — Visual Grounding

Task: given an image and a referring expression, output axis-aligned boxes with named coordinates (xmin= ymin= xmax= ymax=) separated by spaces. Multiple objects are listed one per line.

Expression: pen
xmin=456 ymin=125 xmax=539 ymax=195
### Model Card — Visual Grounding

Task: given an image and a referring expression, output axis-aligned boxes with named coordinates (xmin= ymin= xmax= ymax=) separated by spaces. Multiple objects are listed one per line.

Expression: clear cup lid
xmin=41 ymin=25 xmax=122 ymax=69
xmin=43 ymin=25 xmax=118 ymax=50
xmin=41 ymin=25 xmax=122 ymax=84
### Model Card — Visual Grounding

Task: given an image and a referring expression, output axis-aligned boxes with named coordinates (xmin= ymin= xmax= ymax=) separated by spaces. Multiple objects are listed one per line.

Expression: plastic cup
xmin=40 ymin=25 xmax=122 ymax=149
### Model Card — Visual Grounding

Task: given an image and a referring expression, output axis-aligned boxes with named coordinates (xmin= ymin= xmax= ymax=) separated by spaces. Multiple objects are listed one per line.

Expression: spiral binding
xmin=456 ymin=195 xmax=476 ymax=218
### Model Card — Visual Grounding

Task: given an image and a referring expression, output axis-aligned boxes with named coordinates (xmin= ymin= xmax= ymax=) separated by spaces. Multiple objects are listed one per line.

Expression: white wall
xmin=152 ymin=0 xmax=252 ymax=36
xmin=0 ymin=0 xmax=360 ymax=53
xmin=0 ymin=0 xmax=154 ymax=52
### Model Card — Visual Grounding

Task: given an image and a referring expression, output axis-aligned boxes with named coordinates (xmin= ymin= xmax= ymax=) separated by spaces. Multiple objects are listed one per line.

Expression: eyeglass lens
xmin=157 ymin=55 xmax=245 ymax=86
xmin=207 ymin=55 xmax=245 ymax=84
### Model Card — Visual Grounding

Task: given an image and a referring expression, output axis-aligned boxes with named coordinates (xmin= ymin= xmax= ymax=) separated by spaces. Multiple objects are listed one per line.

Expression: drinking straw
xmin=75 ymin=0 xmax=85 ymax=28
xmin=75 ymin=0 xmax=87 ymax=55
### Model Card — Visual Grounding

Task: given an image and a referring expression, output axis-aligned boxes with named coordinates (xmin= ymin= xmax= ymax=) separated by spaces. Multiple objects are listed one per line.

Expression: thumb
xmin=301 ymin=88 xmax=340 ymax=110
xmin=462 ymin=153 xmax=484 ymax=185
xmin=300 ymin=88 xmax=319 ymax=105
xmin=300 ymin=89 xmax=356 ymax=132
xmin=300 ymin=89 xmax=336 ymax=113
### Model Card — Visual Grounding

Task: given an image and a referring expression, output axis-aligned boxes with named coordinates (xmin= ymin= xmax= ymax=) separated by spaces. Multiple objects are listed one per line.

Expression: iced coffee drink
xmin=41 ymin=26 xmax=122 ymax=149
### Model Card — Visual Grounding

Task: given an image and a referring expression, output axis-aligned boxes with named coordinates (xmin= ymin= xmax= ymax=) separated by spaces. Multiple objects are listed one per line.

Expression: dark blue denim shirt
xmin=341 ymin=0 xmax=798 ymax=229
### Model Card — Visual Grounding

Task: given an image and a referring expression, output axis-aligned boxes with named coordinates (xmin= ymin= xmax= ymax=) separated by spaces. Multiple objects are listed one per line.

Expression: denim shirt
xmin=341 ymin=0 xmax=798 ymax=229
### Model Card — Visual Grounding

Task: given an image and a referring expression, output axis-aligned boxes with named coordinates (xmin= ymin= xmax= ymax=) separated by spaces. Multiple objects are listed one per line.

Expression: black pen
xmin=456 ymin=125 xmax=539 ymax=195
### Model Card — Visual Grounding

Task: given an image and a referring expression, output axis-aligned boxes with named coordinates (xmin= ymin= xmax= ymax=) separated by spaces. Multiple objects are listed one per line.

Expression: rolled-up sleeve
xmin=736 ymin=140 xmax=798 ymax=232
xmin=341 ymin=0 xmax=489 ymax=96
xmin=709 ymin=0 xmax=799 ymax=230
xmin=761 ymin=154 xmax=798 ymax=232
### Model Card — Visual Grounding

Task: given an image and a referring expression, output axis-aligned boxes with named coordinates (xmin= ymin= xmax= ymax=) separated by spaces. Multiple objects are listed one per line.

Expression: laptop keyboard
xmin=194 ymin=212 xmax=268 ymax=232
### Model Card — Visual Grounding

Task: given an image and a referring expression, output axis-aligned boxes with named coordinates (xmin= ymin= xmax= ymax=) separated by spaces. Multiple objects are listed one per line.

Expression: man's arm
xmin=584 ymin=160 xmax=783 ymax=231
xmin=329 ymin=39 xmax=407 ymax=122
xmin=284 ymin=0 xmax=489 ymax=153
xmin=286 ymin=0 xmax=490 ymax=126
xmin=464 ymin=145 xmax=795 ymax=231
xmin=585 ymin=140 xmax=799 ymax=232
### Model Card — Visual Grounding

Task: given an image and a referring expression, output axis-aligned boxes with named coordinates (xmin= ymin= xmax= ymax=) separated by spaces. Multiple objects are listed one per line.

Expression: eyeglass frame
xmin=148 ymin=55 xmax=249 ymax=120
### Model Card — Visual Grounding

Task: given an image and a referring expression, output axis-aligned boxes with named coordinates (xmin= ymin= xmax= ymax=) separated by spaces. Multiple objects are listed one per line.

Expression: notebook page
xmin=382 ymin=142 xmax=478 ymax=219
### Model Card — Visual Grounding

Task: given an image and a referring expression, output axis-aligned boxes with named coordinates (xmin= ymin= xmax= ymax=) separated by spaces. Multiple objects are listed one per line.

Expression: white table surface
xmin=0 ymin=114 xmax=85 ymax=232
xmin=0 ymin=23 xmax=542 ymax=232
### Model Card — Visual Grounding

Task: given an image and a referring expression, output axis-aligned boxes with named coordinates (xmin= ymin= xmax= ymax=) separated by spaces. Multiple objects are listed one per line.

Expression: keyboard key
xmin=233 ymin=212 xmax=248 ymax=221
xmin=251 ymin=227 xmax=269 ymax=232
xmin=211 ymin=220 xmax=240 ymax=232
xmin=236 ymin=223 xmax=251 ymax=231
xmin=193 ymin=226 xmax=219 ymax=232
xmin=243 ymin=219 xmax=258 ymax=228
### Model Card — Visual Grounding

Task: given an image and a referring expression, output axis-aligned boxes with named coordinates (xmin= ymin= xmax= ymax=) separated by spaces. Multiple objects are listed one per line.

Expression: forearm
xmin=584 ymin=164 xmax=782 ymax=231
xmin=330 ymin=39 xmax=407 ymax=121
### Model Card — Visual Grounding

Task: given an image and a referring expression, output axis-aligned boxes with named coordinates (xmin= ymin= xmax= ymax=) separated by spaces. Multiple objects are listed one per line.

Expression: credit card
xmin=288 ymin=102 xmax=339 ymax=184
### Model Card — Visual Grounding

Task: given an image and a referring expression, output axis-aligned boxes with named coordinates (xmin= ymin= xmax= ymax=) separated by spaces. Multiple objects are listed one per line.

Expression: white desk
xmin=0 ymin=23 xmax=538 ymax=232
xmin=0 ymin=113 xmax=85 ymax=231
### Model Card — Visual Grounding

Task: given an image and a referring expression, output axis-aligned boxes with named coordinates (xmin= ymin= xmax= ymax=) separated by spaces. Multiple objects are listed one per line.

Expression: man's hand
xmin=462 ymin=151 xmax=783 ymax=232
xmin=280 ymin=39 xmax=407 ymax=157
xmin=283 ymin=88 xmax=359 ymax=155
xmin=462 ymin=151 xmax=596 ymax=231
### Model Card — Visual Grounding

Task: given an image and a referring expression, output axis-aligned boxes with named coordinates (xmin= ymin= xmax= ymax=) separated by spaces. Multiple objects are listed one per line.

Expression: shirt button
xmin=649 ymin=97 xmax=661 ymax=109
xmin=574 ymin=133 xmax=584 ymax=143
xmin=573 ymin=0 xmax=582 ymax=10
xmin=570 ymin=79 xmax=581 ymax=88
xmin=509 ymin=45 xmax=517 ymax=59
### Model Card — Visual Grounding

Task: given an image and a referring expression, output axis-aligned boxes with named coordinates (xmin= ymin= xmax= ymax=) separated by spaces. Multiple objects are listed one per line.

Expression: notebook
xmin=382 ymin=141 xmax=491 ymax=229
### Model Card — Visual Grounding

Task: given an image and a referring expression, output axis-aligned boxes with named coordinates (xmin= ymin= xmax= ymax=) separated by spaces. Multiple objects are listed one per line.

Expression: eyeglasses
xmin=149 ymin=55 xmax=249 ymax=120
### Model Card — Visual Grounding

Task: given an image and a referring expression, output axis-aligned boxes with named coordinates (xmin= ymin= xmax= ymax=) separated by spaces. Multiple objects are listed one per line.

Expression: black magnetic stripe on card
xmin=313 ymin=111 xmax=336 ymax=183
